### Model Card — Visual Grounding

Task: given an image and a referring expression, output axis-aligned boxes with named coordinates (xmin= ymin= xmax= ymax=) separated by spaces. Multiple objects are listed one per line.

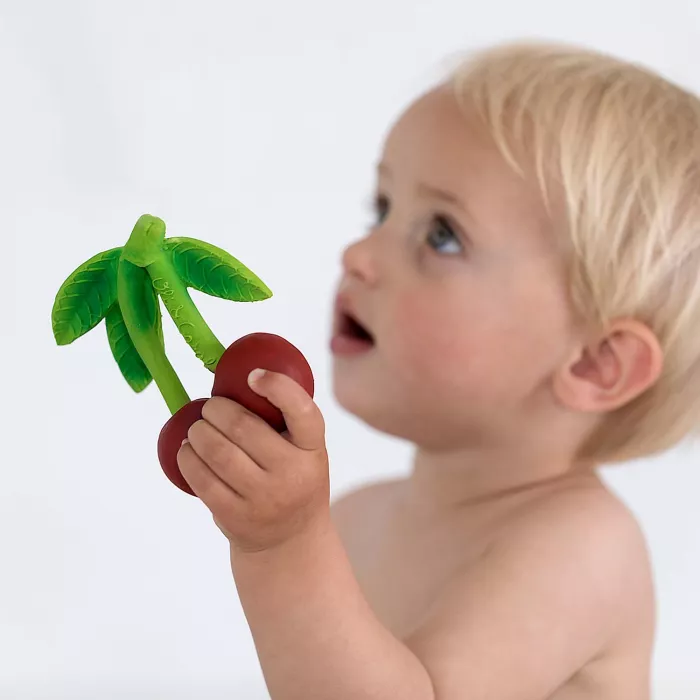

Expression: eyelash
xmin=368 ymin=194 xmax=465 ymax=256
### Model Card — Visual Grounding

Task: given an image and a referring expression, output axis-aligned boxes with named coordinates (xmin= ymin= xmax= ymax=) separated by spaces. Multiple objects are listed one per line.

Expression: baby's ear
xmin=553 ymin=320 xmax=663 ymax=413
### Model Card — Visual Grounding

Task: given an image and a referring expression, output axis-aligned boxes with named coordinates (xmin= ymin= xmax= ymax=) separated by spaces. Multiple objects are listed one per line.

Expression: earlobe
xmin=553 ymin=320 xmax=663 ymax=414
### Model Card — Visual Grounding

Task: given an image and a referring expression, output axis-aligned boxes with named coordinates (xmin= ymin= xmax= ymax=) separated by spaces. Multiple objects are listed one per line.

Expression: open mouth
xmin=339 ymin=312 xmax=374 ymax=344
xmin=331 ymin=297 xmax=376 ymax=356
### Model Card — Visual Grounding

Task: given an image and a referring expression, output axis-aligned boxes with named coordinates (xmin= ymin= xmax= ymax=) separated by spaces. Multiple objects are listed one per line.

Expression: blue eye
xmin=427 ymin=216 xmax=463 ymax=255
xmin=366 ymin=194 xmax=466 ymax=256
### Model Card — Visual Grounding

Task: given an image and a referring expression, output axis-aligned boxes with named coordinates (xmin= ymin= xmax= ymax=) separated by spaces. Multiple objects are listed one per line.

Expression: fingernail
xmin=248 ymin=368 xmax=266 ymax=388
xmin=181 ymin=438 xmax=189 ymax=446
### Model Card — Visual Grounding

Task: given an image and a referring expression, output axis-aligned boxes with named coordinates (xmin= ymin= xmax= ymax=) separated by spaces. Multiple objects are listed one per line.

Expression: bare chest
xmin=333 ymin=479 xmax=655 ymax=700
xmin=339 ymin=486 xmax=503 ymax=639
xmin=354 ymin=535 xmax=479 ymax=640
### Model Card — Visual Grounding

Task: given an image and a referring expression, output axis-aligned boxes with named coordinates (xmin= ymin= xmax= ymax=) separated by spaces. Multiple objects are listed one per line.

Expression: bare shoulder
xmin=330 ymin=477 xmax=403 ymax=558
xmin=404 ymin=477 xmax=655 ymax=699
xmin=330 ymin=476 xmax=402 ymax=522
xmin=506 ymin=475 xmax=644 ymax=535
xmin=496 ymin=475 xmax=656 ymax=648
xmin=503 ymin=476 xmax=653 ymax=596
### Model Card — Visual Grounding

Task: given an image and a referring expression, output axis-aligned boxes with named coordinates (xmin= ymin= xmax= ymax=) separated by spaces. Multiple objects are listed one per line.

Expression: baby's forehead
xmin=378 ymin=87 xmax=556 ymax=246
xmin=381 ymin=87 xmax=525 ymax=187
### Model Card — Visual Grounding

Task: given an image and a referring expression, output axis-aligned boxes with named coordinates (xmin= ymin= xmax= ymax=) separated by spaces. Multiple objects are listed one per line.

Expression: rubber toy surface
xmin=52 ymin=214 xmax=314 ymax=495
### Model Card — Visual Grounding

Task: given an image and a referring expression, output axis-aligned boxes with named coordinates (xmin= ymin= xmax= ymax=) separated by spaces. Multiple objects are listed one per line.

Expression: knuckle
xmin=224 ymin=407 xmax=255 ymax=441
xmin=208 ymin=437 xmax=231 ymax=468
xmin=188 ymin=419 xmax=232 ymax=468
xmin=202 ymin=395 xmax=227 ymax=416
xmin=187 ymin=418 xmax=205 ymax=441
xmin=176 ymin=448 xmax=193 ymax=475
xmin=298 ymin=397 xmax=314 ymax=415
xmin=303 ymin=400 xmax=324 ymax=431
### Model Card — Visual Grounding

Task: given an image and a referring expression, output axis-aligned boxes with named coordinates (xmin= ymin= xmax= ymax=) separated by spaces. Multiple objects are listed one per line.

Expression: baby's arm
xmin=229 ymin=522 xmax=435 ymax=700
xmin=230 ymin=486 xmax=641 ymax=700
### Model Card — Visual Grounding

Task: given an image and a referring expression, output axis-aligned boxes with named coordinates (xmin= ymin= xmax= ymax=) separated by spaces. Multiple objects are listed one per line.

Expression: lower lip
xmin=330 ymin=334 xmax=375 ymax=356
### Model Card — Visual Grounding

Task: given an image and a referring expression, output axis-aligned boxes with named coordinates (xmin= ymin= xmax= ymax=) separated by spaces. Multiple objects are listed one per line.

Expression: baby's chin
xmin=331 ymin=377 xmax=483 ymax=449
xmin=332 ymin=375 xmax=408 ymax=434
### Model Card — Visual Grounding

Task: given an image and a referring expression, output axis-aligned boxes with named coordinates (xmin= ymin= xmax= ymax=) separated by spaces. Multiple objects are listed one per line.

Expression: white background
xmin=2 ymin=1 xmax=699 ymax=698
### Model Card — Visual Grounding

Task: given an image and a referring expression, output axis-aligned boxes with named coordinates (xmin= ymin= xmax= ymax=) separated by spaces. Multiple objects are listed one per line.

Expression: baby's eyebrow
xmin=376 ymin=163 xmax=468 ymax=213
xmin=415 ymin=182 xmax=466 ymax=212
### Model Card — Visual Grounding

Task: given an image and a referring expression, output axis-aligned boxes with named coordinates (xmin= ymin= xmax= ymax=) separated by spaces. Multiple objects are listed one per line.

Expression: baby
xmin=177 ymin=41 xmax=700 ymax=699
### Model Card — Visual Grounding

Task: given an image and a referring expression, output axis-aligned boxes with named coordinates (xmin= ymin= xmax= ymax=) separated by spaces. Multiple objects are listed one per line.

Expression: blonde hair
xmin=448 ymin=41 xmax=700 ymax=464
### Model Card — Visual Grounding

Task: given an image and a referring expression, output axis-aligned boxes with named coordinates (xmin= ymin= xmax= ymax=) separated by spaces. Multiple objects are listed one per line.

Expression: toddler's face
xmin=331 ymin=87 xmax=578 ymax=450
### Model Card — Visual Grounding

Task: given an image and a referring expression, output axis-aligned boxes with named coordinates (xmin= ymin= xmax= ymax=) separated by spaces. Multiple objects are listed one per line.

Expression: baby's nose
xmin=341 ymin=236 xmax=379 ymax=286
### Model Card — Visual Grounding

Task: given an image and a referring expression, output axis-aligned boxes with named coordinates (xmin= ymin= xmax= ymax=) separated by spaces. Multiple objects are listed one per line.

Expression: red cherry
xmin=212 ymin=332 xmax=314 ymax=432
xmin=157 ymin=398 xmax=207 ymax=496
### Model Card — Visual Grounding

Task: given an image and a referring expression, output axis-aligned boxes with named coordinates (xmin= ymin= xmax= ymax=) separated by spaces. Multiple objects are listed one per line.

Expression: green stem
xmin=118 ymin=260 xmax=191 ymax=415
xmin=147 ymin=254 xmax=226 ymax=372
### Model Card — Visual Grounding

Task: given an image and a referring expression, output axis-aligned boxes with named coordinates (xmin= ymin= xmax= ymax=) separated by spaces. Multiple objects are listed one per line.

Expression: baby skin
xmin=178 ymin=86 xmax=660 ymax=699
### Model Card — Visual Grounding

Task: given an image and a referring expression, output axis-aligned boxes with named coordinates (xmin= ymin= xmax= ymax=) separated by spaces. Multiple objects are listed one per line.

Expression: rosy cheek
xmin=392 ymin=296 xmax=475 ymax=382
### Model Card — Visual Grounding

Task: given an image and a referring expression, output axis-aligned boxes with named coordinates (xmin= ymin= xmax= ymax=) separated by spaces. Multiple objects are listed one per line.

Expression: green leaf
xmin=105 ymin=304 xmax=152 ymax=392
xmin=52 ymin=247 xmax=122 ymax=345
xmin=164 ymin=237 xmax=272 ymax=302
xmin=105 ymin=269 xmax=164 ymax=392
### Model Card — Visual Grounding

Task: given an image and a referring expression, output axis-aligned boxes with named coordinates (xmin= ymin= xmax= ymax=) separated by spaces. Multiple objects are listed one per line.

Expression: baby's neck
xmin=404 ymin=443 xmax=598 ymax=516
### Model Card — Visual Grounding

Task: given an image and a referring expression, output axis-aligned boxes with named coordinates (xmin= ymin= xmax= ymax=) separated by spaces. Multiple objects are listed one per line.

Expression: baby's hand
xmin=177 ymin=369 xmax=330 ymax=553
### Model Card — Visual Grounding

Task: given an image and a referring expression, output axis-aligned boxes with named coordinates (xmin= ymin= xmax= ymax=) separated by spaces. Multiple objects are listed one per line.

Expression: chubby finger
xmin=187 ymin=418 xmax=266 ymax=496
xmin=201 ymin=396 xmax=292 ymax=469
xmin=177 ymin=441 xmax=245 ymax=506
xmin=247 ymin=368 xmax=325 ymax=451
